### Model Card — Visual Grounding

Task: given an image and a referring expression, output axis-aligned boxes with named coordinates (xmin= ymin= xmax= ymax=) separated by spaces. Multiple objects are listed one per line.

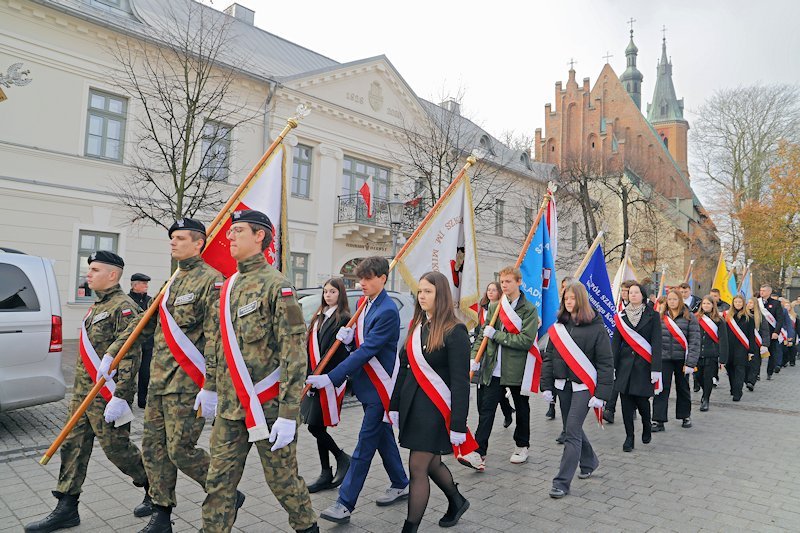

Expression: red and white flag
xmin=359 ymin=176 xmax=374 ymax=218
xmin=203 ymin=146 xmax=288 ymax=277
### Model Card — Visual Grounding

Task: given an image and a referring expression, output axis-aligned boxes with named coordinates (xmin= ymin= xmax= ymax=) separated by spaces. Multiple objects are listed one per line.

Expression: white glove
xmin=96 ymin=353 xmax=116 ymax=382
xmin=483 ymin=326 xmax=497 ymax=339
xmin=336 ymin=326 xmax=355 ymax=344
xmin=193 ymin=389 xmax=218 ymax=419
xmin=588 ymin=396 xmax=605 ymax=409
xmin=389 ymin=410 xmax=400 ymax=427
xmin=306 ymin=374 xmax=332 ymax=390
xmin=104 ymin=396 xmax=132 ymax=425
xmin=450 ymin=431 xmax=467 ymax=446
xmin=268 ymin=417 xmax=296 ymax=451
xmin=542 ymin=390 xmax=554 ymax=403
xmin=470 ymin=360 xmax=480 ymax=372
xmin=650 ymin=371 xmax=661 ymax=384
xmin=683 ymin=365 xmax=695 ymax=376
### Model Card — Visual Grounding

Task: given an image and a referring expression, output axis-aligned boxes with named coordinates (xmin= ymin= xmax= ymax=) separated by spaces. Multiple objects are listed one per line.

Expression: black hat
xmin=88 ymin=250 xmax=124 ymax=268
xmin=130 ymin=273 xmax=151 ymax=282
xmin=230 ymin=210 xmax=273 ymax=232
xmin=168 ymin=217 xmax=207 ymax=238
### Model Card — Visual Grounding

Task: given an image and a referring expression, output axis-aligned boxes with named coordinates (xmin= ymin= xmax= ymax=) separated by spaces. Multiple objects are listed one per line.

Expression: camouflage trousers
xmin=57 ymin=397 xmax=147 ymax=495
xmin=202 ymin=417 xmax=316 ymax=532
xmin=142 ymin=392 xmax=209 ymax=507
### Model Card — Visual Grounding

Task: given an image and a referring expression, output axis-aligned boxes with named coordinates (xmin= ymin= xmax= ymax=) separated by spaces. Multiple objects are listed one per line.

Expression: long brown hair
xmin=695 ymin=295 xmax=721 ymax=322
xmin=748 ymin=297 xmax=762 ymax=328
xmin=479 ymin=281 xmax=501 ymax=307
xmin=729 ymin=295 xmax=751 ymax=322
xmin=406 ymin=271 xmax=461 ymax=352
xmin=557 ymin=280 xmax=596 ymax=325
xmin=308 ymin=278 xmax=350 ymax=338
xmin=661 ymin=289 xmax=690 ymax=320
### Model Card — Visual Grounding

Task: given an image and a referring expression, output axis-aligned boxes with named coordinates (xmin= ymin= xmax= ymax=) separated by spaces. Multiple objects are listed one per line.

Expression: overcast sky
xmin=206 ymin=0 xmax=800 ymax=148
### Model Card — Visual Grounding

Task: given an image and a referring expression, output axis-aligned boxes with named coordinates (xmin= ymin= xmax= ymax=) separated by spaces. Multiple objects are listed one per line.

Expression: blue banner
xmin=520 ymin=220 xmax=559 ymax=336
xmin=739 ymin=271 xmax=752 ymax=300
xmin=578 ymin=244 xmax=616 ymax=338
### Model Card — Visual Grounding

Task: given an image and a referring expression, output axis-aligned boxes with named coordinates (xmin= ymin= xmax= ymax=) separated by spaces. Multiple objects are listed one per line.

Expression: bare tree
xmin=109 ymin=1 xmax=261 ymax=230
xmin=556 ymin=155 xmax=609 ymax=250
xmin=692 ymin=83 xmax=800 ymax=261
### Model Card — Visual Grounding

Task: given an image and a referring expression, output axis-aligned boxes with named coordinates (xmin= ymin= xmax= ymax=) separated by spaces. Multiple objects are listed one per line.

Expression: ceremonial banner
xmin=739 ymin=270 xmax=753 ymax=300
xmin=712 ymin=252 xmax=735 ymax=305
xmin=612 ymin=253 xmax=638 ymax=310
xmin=578 ymin=244 xmax=617 ymax=339
xmin=396 ymin=174 xmax=479 ymax=328
xmin=203 ymin=145 xmax=289 ymax=277
xmin=546 ymin=188 xmax=557 ymax=261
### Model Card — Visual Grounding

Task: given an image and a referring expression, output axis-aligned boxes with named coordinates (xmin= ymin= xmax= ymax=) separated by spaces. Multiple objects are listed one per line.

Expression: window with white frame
xmin=75 ymin=230 xmax=119 ymax=301
xmin=342 ymin=156 xmax=390 ymax=200
xmin=292 ymin=144 xmax=312 ymax=198
xmin=290 ymin=253 xmax=309 ymax=288
xmin=201 ymin=121 xmax=231 ymax=181
xmin=86 ymin=89 xmax=127 ymax=162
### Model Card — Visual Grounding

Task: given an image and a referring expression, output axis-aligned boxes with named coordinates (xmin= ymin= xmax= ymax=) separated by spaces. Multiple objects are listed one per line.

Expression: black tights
xmin=407 ymin=450 xmax=457 ymax=525
xmin=308 ymin=424 xmax=342 ymax=470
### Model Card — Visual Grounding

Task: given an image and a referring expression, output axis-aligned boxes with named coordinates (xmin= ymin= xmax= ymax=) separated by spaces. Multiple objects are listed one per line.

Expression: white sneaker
xmin=510 ymin=446 xmax=529 ymax=464
xmin=458 ymin=451 xmax=485 ymax=471
xmin=375 ymin=485 xmax=409 ymax=506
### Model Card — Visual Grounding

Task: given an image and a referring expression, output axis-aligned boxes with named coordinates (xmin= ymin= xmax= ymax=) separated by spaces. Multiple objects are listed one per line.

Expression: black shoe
xmin=555 ymin=431 xmax=566 ymax=444
xmin=651 ymin=422 xmax=665 ymax=432
xmin=296 ymin=524 xmax=320 ymax=533
xmin=682 ymin=418 xmax=692 ymax=428
xmin=503 ymin=414 xmax=513 ymax=428
xmin=24 ymin=491 xmax=80 ymax=533
xmin=700 ymin=399 xmax=709 ymax=412
xmin=233 ymin=490 xmax=245 ymax=523
xmin=439 ymin=485 xmax=470 ymax=528
xmin=134 ymin=491 xmax=153 ymax=518
xmin=623 ymin=436 xmax=634 ymax=452
xmin=693 ymin=383 xmax=701 ymax=393
xmin=746 ymin=383 xmax=755 ymax=391
xmin=642 ymin=425 xmax=652 ymax=444
xmin=549 ymin=487 xmax=567 ymax=499
xmin=139 ymin=505 xmax=173 ymax=533
xmin=602 ymin=409 xmax=615 ymax=424
xmin=401 ymin=521 xmax=419 ymax=533
xmin=331 ymin=451 xmax=351 ymax=488
xmin=307 ymin=467 xmax=334 ymax=493
xmin=733 ymin=396 xmax=741 ymax=402
xmin=546 ymin=404 xmax=556 ymax=420
xmin=791 ymin=362 xmax=796 ymax=367
xmin=767 ymin=374 xmax=772 ymax=380
xmin=775 ymin=367 xmax=781 ymax=374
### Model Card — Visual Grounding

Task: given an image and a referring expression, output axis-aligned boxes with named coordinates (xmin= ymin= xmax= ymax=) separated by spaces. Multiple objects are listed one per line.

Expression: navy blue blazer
xmin=328 ymin=289 xmax=400 ymax=405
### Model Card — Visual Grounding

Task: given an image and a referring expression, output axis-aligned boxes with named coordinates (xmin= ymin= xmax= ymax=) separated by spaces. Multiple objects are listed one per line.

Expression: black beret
xmin=88 ymin=250 xmax=124 ymax=268
xmin=130 ymin=273 xmax=151 ymax=282
xmin=231 ymin=209 xmax=273 ymax=232
xmin=168 ymin=217 xmax=207 ymax=238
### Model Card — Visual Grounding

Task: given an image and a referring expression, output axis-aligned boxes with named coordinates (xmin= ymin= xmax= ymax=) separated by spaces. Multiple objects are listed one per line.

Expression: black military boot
xmin=331 ymin=451 xmax=351 ymax=488
xmin=139 ymin=505 xmax=173 ymax=533
xmin=307 ymin=467 xmax=334 ymax=493
xmin=24 ymin=491 xmax=80 ymax=532
xmin=133 ymin=485 xmax=153 ymax=518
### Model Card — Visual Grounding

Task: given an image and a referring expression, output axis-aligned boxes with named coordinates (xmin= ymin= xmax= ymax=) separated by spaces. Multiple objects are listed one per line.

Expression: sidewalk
xmin=2 ymin=353 xmax=800 ymax=532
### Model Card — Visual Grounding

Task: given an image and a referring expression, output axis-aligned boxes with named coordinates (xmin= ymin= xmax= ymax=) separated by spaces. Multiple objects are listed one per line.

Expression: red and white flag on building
xmin=359 ymin=176 xmax=374 ymax=218
xmin=203 ymin=146 xmax=289 ymax=277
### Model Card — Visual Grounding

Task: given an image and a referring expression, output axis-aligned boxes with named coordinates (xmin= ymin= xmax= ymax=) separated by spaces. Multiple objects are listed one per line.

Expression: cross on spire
xmin=567 ymin=58 xmax=577 ymax=70
xmin=603 ymin=51 xmax=614 ymax=64
xmin=661 ymin=24 xmax=667 ymax=42
xmin=627 ymin=17 xmax=636 ymax=34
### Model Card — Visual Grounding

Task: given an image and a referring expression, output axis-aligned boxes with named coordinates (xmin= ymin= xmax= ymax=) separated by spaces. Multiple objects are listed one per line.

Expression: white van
xmin=0 ymin=249 xmax=66 ymax=412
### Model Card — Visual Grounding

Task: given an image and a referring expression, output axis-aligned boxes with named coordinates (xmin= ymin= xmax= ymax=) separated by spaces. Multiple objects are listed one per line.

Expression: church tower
xmin=647 ymin=35 xmax=690 ymax=176
xmin=619 ymin=26 xmax=644 ymax=109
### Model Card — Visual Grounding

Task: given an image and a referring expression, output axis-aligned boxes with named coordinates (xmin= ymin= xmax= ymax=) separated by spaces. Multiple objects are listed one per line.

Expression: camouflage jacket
xmin=108 ymin=255 xmax=223 ymax=395
xmin=211 ymin=253 xmax=307 ymax=422
xmin=76 ymin=284 xmax=141 ymax=402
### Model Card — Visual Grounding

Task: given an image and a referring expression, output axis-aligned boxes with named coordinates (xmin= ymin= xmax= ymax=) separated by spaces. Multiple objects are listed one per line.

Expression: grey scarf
xmin=625 ymin=303 xmax=646 ymax=327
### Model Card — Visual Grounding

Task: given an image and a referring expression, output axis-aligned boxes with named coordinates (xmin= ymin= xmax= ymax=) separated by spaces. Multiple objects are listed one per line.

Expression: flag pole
xmin=572 ymin=231 xmax=605 ymax=279
xmin=40 ymin=106 xmax=310 ymax=466
xmin=612 ymin=239 xmax=632 ymax=307
xmin=470 ymin=183 xmax=557 ymax=374
xmin=302 ymin=153 xmax=482 ymax=397
xmin=684 ymin=259 xmax=694 ymax=285
xmin=657 ymin=264 xmax=667 ymax=297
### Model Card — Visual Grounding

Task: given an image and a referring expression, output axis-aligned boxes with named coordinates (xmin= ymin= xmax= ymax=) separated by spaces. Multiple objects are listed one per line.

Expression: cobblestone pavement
xmin=2 ymin=345 xmax=800 ymax=532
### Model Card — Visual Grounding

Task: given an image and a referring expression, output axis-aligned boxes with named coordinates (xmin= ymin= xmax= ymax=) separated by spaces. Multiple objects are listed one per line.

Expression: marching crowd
xmin=23 ymin=209 xmax=797 ymax=533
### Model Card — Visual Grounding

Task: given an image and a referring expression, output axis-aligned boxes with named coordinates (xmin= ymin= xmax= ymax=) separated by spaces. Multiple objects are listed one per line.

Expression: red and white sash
xmin=406 ymin=323 xmax=479 ymax=457
xmin=308 ymin=310 xmax=346 ymax=427
xmin=220 ymin=272 xmax=281 ymax=442
xmin=662 ymin=314 xmax=688 ymax=358
xmin=699 ymin=315 xmax=720 ymax=343
xmin=754 ymin=329 xmax=768 ymax=356
xmin=780 ymin=327 xmax=788 ymax=343
xmin=497 ymin=295 xmax=541 ymax=396
xmin=159 ymin=281 xmax=205 ymax=388
xmin=79 ymin=309 xmax=116 ymax=402
xmin=354 ymin=297 xmax=400 ymax=423
xmin=759 ymin=299 xmax=777 ymax=329
xmin=547 ymin=323 xmax=604 ymax=424
xmin=614 ymin=313 xmax=661 ymax=393
xmin=727 ymin=316 xmax=749 ymax=349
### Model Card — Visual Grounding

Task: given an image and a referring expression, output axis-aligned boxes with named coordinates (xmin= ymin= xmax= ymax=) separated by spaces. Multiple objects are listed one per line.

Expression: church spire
xmin=647 ymin=31 xmax=686 ymax=124
xmin=619 ymin=18 xmax=644 ymax=109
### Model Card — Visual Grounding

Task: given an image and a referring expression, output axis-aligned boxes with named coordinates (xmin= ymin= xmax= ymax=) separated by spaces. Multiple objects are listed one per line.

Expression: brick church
xmin=534 ymin=27 xmax=719 ymax=292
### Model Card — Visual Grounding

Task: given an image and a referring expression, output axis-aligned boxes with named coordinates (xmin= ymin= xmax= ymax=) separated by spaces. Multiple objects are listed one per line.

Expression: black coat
xmin=660 ymin=313 xmax=701 ymax=367
xmin=698 ymin=314 xmax=729 ymax=364
xmin=612 ymin=306 xmax=662 ymax=397
xmin=726 ymin=313 xmax=756 ymax=365
xmin=761 ymin=297 xmax=784 ymax=336
xmin=390 ymin=322 xmax=470 ymax=454
xmin=303 ymin=310 xmax=351 ymax=427
xmin=540 ymin=315 xmax=614 ymax=402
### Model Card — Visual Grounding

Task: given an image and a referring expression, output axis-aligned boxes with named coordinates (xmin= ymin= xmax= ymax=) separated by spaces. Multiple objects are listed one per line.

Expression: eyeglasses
xmin=225 ymin=227 xmax=248 ymax=238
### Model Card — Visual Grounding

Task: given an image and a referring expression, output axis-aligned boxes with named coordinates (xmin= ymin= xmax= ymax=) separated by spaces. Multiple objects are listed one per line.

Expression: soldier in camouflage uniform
xmin=107 ymin=218 xmax=243 ymax=533
xmin=25 ymin=251 xmax=149 ymax=533
xmin=201 ymin=210 xmax=319 ymax=533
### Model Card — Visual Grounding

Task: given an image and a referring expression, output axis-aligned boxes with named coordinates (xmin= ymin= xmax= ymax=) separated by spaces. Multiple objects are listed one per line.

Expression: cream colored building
xmin=0 ymin=0 xmax=554 ymax=338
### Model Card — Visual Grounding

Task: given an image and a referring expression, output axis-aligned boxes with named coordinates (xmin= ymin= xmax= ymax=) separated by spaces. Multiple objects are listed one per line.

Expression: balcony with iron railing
xmin=334 ymin=194 xmax=422 ymax=241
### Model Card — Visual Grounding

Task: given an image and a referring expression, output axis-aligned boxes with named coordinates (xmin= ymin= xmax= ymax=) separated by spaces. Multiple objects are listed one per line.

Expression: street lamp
xmin=388 ymin=193 xmax=405 ymax=291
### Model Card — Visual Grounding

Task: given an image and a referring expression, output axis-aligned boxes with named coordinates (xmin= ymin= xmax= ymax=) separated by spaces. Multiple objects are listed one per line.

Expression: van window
xmin=0 ymin=264 xmax=41 ymax=311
